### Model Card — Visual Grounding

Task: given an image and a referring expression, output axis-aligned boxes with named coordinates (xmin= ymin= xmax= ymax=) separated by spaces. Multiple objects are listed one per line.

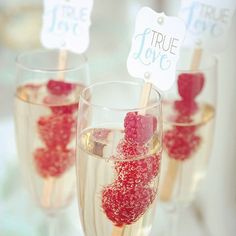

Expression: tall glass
xmin=76 ymin=81 xmax=162 ymax=236
xmin=158 ymin=49 xmax=217 ymax=235
xmin=14 ymin=49 xmax=89 ymax=215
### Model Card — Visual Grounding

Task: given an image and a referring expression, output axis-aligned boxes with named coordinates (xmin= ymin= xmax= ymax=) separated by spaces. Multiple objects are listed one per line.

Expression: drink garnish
xmin=47 ymin=79 xmax=76 ymax=96
xmin=34 ymin=147 xmax=74 ymax=177
xmin=124 ymin=112 xmax=157 ymax=145
xmin=102 ymin=113 xmax=159 ymax=226
xmin=38 ymin=114 xmax=76 ymax=149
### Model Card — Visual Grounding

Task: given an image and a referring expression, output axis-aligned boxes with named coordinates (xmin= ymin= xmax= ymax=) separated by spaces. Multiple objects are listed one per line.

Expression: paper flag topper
xmin=41 ymin=0 xmax=93 ymax=54
xmin=179 ymin=0 xmax=235 ymax=52
xmin=127 ymin=7 xmax=186 ymax=91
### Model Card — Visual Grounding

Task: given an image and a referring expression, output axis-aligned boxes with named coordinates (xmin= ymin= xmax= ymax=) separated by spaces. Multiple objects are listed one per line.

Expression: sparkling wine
xmin=159 ymin=101 xmax=215 ymax=205
xmin=15 ymin=81 xmax=84 ymax=213
xmin=77 ymin=127 xmax=162 ymax=236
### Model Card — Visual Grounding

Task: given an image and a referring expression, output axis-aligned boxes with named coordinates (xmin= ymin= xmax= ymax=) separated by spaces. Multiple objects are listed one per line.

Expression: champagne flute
xmin=159 ymin=49 xmax=217 ymax=235
xmin=76 ymin=81 xmax=162 ymax=236
xmin=14 ymin=49 xmax=89 ymax=234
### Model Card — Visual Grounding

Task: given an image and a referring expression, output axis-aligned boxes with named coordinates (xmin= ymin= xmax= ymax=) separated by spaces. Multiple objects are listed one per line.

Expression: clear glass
xmin=158 ymin=49 xmax=217 ymax=235
xmin=14 ymin=49 xmax=89 ymax=215
xmin=76 ymin=81 xmax=162 ymax=236
xmin=159 ymin=49 xmax=217 ymax=206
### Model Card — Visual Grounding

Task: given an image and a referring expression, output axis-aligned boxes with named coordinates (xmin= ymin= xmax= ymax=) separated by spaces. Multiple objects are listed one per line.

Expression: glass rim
xmin=177 ymin=53 xmax=218 ymax=73
xmin=15 ymin=48 xmax=88 ymax=73
xmin=80 ymin=80 xmax=162 ymax=112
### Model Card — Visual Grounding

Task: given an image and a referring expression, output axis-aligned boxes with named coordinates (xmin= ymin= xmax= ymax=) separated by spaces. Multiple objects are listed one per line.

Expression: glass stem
xmin=48 ymin=216 xmax=57 ymax=236
xmin=166 ymin=205 xmax=180 ymax=236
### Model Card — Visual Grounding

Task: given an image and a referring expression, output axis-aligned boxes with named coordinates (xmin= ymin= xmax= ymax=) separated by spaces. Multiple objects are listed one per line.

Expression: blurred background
xmin=0 ymin=0 xmax=235 ymax=235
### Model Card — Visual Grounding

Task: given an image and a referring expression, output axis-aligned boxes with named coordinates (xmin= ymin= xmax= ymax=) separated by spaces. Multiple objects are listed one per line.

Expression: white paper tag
xmin=41 ymin=0 xmax=93 ymax=53
xmin=127 ymin=7 xmax=186 ymax=91
xmin=179 ymin=0 xmax=235 ymax=52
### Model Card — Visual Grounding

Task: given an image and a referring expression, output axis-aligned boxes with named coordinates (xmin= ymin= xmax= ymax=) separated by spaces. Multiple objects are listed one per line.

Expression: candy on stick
xmin=36 ymin=78 xmax=79 ymax=208
xmin=102 ymin=115 xmax=160 ymax=234
xmin=34 ymin=80 xmax=77 ymax=208
xmin=100 ymin=7 xmax=186 ymax=235
xmin=39 ymin=0 xmax=93 ymax=208
xmin=160 ymin=0 xmax=236 ymax=202
xmin=160 ymin=55 xmax=205 ymax=201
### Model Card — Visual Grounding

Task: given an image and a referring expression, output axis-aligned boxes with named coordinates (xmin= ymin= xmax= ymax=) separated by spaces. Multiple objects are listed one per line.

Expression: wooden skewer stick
xmin=41 ymin=177 xmax=55 ymax=208
xmin=160 ymin=47 xmax=203 ymax=202
xmin=191 ymin=47 xmax=202 ymax=71
xmin=139 ymin=82 xmax=152 ymax=108
xmin=159 ymin=158 xmax=180 ymax=201
xmin=41 ymin=49 xmax=68 ymax=208
xmin=58 ymin=49 xmax=68 ymax=79
xmin=112 ymin=226 xmax=124 ymax=236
